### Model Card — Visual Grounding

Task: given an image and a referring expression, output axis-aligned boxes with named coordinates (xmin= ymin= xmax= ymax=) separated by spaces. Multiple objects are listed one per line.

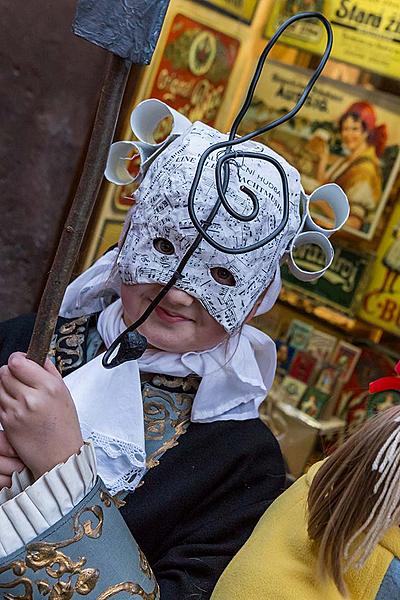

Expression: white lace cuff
xmin=81 ymin=423 xmax=146 ymax=496
xmin=0 ymin=442 xmax=97 ymax=558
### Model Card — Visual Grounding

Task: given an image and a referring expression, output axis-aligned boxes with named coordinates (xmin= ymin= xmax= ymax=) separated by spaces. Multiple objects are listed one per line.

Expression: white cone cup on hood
xmin=287 ymin=230 xmax=334 ymax=282
xmin=105 ymin=140 xmax=155 ymax=186
xmin=305 ymin=183 xmax=350 ymax=237
xmin=130 ymin=98 xmax=191 ymax=146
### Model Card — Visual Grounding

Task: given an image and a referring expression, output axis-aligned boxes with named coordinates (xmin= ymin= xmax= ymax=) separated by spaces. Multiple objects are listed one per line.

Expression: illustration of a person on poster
xmin=312 ymin=101 xmax=387 ymax=232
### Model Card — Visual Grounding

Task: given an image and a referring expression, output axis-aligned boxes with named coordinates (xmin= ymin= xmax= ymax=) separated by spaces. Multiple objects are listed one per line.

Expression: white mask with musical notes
xmin=118 ymin=122 xmax=303 ymax=332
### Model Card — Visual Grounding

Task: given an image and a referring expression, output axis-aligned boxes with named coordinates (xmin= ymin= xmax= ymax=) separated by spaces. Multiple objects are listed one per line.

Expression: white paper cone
xmin=105 ymin=140 xmax=154 ymax=186
xmin=130 ymin=98 xmax=191 ymax=146
xmin=305 ymin=183 xmax=349 ymax=237
xmin=287 ymin=231 xmax=334 ymax=281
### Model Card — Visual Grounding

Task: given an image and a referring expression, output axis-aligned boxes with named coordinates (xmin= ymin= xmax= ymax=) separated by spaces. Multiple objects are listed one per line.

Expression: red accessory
xmin=369 ymin=361 xmax=400 ymax=394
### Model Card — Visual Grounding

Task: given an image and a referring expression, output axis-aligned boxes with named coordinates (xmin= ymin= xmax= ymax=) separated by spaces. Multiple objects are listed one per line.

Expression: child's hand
xmin=0 ymin=431 xmax=25 ymax=489
xmin=0 ymin=352 xmax=84 ymax=480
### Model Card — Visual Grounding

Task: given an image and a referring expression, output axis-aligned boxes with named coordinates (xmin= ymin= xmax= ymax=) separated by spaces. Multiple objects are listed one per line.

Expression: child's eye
xmin=210 ymin=267 xmax=236 ymax=287
xmin=153 ymin=237 xmax=175 ymax=255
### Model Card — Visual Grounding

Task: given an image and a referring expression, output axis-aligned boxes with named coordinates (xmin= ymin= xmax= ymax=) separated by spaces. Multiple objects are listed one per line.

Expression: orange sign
xmin=150 ymin=13 xmax=240 ymax=125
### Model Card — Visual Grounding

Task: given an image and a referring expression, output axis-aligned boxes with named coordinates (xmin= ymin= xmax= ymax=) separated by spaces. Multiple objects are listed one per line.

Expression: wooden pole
xmin=27 ymin=55 xmax=135 ymax=365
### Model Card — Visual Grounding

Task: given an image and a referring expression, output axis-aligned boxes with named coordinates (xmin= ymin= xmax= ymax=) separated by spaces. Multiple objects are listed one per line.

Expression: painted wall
xmin=0 ymin=0 xmax=106 ymax=320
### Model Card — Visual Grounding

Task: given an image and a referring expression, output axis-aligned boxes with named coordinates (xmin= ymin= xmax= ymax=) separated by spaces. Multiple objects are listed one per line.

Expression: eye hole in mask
xmin=153 ymin=237 xmax=175 ymax=255
xmin=210 ymin=267 xmax=236 ymax=287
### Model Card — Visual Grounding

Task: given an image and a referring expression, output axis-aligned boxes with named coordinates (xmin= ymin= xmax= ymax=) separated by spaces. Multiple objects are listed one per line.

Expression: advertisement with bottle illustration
xmin=113 ymin=12 xmax=241 ymax=212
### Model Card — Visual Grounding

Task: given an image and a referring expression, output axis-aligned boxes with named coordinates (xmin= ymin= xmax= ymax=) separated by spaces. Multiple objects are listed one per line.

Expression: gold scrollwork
xmin=99 ymin=490 xmax=126 ymax=510
xmin=150 ymin=374 xmax=200 ymax=393
xmin=0 ymin=577 xmax=33 ymax=600
xmin=138 ymin=549 xmax=152 ymax=580
xmin=143 ymin=399 xmax=169 ymax=441
xmin=0 ymin=500 xmax=159 ymax=599
xmin=143 ymin=385 xmax=193 ymax=469
xmin=49 ymin=317 xmax=89 ymax=374
xmin=0 ymin=504 xmax=103 ymax=599
xmin=146 ymin=420 xmax=190 ymax=469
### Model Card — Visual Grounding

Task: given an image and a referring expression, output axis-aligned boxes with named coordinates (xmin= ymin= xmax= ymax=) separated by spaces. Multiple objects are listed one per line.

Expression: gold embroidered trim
xmin=143 ymin=387 xmax=193 ymax=469
xmin=48 ymin=317 xmax=89 ymax=375
xmin=100 ymin=490 xmax=126 ymax=509
xmin=149 ymin=374 xmax=200 ymax=393
xmin=0 ymin=503 xmax=103 ymax=599
xmin=96 ymin=580 xmax=159 ymax=599
xmin=0 ymin=491 xmax=158 ymax=599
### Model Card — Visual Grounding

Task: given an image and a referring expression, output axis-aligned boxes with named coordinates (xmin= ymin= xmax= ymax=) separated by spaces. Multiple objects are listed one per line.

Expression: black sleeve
xmin=122 ymin=419 xmax=286 ymax=600
xmin=0 ymin=313 xmax=36 ymax=366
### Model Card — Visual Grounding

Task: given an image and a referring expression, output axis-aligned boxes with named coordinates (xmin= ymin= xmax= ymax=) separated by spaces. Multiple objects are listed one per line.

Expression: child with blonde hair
xmin=211 ymin=369 xmax=400 ymax=599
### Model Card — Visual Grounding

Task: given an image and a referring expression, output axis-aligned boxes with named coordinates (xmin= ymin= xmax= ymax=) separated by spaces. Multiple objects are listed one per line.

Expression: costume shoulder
xmin=0 ymin=313 xmax=36 ymax=366
xmin=123 ymin=418 xmax=285 ymax=600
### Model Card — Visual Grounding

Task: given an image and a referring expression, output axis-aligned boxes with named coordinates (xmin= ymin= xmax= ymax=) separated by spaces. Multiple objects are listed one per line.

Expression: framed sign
xmin=264 ymin=0 xmax=400 ymax=80
xmin=148 ymin=13 xmax=240 ymax=124
xmin=281 ymin=241 xmax=374 ymax=315
xmin=238 ymin=61 xmax=400 ymax=240
xmin=111 ymin=11 xmax=242 ymax=213
xmin=306 ymin=330 xmax=337 ymax=362
xmin=359 ymin=202 xmax=400 ymax=336
xmin=332 ymin=341 xmax=361 ymax=382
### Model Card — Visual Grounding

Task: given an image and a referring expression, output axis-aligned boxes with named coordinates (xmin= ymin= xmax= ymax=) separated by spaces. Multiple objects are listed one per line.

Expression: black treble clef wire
xmin=188 ymin=11 xmax=332 ymax=253
xmin=103 ymin=11 xmax=333 ymax=368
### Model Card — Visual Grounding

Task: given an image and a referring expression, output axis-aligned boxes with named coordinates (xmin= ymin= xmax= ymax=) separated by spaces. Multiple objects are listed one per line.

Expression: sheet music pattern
xmin=118 ymin=122 xmax=303 ymax=332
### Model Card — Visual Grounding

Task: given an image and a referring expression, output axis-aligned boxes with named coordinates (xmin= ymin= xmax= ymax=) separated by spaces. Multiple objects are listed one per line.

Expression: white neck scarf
xmin=62 ymin=319 xmax=146 ymax=495
xmin=98 ymin=299 xmax=277 ymax=422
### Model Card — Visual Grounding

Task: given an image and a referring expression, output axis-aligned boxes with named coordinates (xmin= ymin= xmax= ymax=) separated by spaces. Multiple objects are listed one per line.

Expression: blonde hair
xmin=308 ymin=405 xmax=400 ymax=596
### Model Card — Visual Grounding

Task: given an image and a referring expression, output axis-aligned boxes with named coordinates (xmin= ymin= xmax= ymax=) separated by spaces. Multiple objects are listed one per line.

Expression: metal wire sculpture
xmin=103 ymin=12 xmax=333 ymax=368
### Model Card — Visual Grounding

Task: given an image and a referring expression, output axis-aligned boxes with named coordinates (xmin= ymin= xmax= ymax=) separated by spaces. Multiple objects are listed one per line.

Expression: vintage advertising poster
xmin=331 ymin=341 xmax=361 ymax=382
xmin=195 ymin=0 xmax=259 ymax=22
xmin=264 ymin=0 xmax=400 ymax=79
xmin=280 ymin=242 xmax=374 ymax=314
xmin=112 ymin=12 xmax=241 ymax=212
xmin=239 ymin=61 xmax=400 ymax=240
xmin=359 ymin=203 xmax=400 ymax=336
xmin=149 ymin=13 xmax=240 ymax=124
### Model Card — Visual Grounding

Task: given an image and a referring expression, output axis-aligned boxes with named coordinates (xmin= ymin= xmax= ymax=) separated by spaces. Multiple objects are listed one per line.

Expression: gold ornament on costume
xmin=0 ymin=494 xmax=158 ymax=599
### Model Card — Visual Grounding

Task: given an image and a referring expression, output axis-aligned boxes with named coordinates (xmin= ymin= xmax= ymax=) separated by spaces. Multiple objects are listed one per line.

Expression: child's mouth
xmin=154 ymin=305 xmax=192 ymax=324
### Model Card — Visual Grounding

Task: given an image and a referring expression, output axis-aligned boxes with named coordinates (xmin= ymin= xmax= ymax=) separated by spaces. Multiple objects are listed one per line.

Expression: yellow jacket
xmin=211 ymin=462 xmax=400 ymax=599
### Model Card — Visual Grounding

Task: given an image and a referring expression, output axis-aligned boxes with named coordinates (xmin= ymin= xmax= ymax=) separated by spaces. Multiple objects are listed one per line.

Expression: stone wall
xmin=0 ymin=0 xmax=107 ymax=320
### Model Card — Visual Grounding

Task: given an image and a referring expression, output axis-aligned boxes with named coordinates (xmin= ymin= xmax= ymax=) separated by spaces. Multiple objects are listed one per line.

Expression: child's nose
xmin=165 ymin=287 xmax=194 ymax=307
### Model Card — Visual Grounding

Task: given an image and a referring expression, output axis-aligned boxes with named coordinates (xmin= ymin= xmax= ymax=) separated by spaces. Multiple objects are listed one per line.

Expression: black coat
xmin=0 ymin=314 xmax=286 ymax=599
